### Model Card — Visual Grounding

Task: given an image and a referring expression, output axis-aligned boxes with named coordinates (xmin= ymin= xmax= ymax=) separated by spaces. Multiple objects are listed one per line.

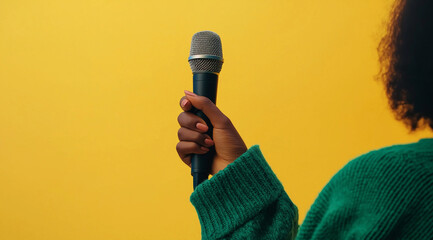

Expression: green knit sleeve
xmin=190 ymin=145 xmax=299 ymax=240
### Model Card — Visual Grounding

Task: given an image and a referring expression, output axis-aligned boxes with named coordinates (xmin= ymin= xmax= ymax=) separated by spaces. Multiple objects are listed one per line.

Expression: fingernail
xmin=184 ymin=90 xmax=197 ymax=97
xmin=201 ymin=146 xmax=209 ymax=151
xmin=196 ymin=123 xmax=208 ymax=131
xmin=204 ymin=138 xmax=214 ymax=146
xmin=181 ymin=99 xmax=188 ymax=108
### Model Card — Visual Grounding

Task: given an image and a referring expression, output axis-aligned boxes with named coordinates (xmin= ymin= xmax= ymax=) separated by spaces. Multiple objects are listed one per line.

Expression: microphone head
xmin=188 ymin=31 xmax=223 ymax=73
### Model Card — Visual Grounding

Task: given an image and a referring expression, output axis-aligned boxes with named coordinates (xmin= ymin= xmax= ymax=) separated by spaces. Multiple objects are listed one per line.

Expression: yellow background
xmin=0 ymin=0 xmax=431 ymax=239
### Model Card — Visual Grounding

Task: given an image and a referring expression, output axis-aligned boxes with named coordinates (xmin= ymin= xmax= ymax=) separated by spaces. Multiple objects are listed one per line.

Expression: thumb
xmin=184 ymin=90 xmax=230 ymax=128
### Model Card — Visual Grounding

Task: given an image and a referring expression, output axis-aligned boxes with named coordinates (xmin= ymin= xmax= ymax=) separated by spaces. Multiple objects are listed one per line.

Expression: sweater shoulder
xmin=300 ymin=141 xmax=433 ymax=239
xmin=333 ymin=141 xmax=433 ymax=186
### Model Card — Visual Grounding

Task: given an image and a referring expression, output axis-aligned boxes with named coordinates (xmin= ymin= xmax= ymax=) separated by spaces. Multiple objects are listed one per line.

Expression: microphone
xmin=188 ymin=31 xmax=224 ymax=189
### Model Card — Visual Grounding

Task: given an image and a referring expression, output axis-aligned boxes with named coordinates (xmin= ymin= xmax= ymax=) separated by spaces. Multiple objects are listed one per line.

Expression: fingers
xmin=179 ymin=96 xmax=192 ymax=112
xmin=177 ymin=127 xmax=214 ymax=147
xmin=177 ymin=111 xmax=209 ymax=133
xmin=184 ymin=90 xmax=232 ymax=129
xmin=176 ymin=141 xmax=210 ymax=167
xmin=176 ymin=125 xmax=215 ymax=168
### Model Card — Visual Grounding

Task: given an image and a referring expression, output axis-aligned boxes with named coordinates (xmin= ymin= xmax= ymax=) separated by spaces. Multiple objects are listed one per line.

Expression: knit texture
xmin=190 ymin=139 xmax=433 ymax=239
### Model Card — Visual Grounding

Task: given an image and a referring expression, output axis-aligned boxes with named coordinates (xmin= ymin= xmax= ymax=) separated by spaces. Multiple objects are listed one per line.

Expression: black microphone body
xmin=191 ymin=72 xmax=218 ymax=189
xmin=188 ymin=31 xmax=223 ymax=189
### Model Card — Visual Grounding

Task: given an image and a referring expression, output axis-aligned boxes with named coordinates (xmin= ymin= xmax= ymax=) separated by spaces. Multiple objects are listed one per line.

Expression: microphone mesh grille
xmin=189 ymin=31 xmax=223 ymax=73
xmin=189 ymin=59 xmax=223 ymax=73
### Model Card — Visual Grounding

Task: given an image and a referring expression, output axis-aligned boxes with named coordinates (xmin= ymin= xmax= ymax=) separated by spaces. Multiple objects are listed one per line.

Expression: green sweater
xmin=190 ymin=138 xmax=433 ymax=239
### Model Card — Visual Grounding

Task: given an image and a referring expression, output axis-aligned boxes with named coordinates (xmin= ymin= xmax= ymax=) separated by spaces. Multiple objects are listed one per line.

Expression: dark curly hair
xmin=378 ymin=0 xmax=433 ymax=131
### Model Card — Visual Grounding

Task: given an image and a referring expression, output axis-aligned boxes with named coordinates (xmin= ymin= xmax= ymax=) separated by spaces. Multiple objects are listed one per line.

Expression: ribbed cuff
xmin=190 ymin=145 xmax=285 ymax=240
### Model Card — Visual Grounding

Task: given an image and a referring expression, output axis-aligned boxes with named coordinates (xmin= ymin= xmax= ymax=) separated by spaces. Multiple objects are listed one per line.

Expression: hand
xmin=176 ymin=90 xmax=248 ymax=175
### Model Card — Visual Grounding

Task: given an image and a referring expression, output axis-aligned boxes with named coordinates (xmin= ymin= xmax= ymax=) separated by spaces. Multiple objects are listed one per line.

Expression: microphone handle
xmin=191 ymin=72 xmax=218 ymax=190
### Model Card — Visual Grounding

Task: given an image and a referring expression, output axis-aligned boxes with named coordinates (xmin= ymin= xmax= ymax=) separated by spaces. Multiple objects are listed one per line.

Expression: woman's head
xmin=378 ymin=0 xmax=433 ymax=131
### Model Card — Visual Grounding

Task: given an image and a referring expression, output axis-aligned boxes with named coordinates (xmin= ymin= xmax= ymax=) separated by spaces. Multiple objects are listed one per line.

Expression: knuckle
xmin=178 ymin=112 xmax=194 ymax=127
xmin=177 ymin=112 xmax=183 ymax=123
xmin=177 ymin=112 xmax=187 ymax=125
xmin=202 ymin=97 xmax=212 ymax=105
xmin=179 ymin=97 xmax=183 ymax=107
xmin=221 ymin=116 xmax=232 ymax=126
xmin=177 ymin=128 xmax=183 ymax=139
xmin=180 ymin=96 xmax=189 ymax=109
xmin=175 ymin=142 xmax=182 ymax=153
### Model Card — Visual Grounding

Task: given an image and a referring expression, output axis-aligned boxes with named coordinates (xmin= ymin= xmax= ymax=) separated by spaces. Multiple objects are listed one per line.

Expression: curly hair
xmin=378 ymin=0 xmax=433 ymax=131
